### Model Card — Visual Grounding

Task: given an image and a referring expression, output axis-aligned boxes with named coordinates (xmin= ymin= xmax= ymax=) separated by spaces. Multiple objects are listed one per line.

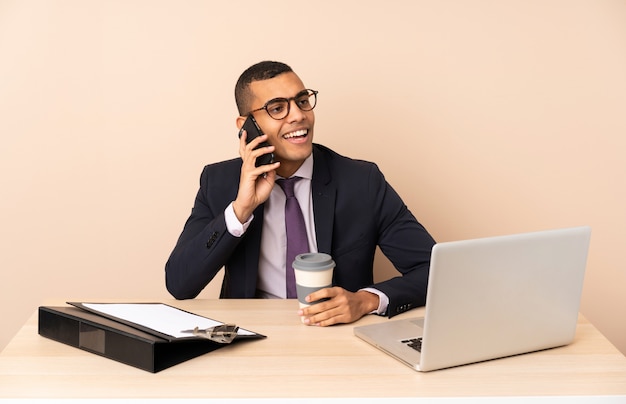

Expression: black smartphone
xmin=238 ymin=115 xmax=274 ymax=167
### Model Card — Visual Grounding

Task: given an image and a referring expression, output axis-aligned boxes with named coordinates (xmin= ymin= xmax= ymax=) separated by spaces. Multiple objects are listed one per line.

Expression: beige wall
xmin=1 ymin=0 xmax=625 ymax=355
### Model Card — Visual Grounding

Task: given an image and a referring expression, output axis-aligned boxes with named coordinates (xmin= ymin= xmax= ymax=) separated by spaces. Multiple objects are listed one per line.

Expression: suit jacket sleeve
xmin=165 ymin=160 xmax=244 ymax=299
xmin=362 ymin=163 xmax=435 ymax=317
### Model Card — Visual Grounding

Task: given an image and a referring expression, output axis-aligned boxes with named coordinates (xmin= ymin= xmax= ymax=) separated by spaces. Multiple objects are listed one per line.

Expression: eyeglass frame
xmin=245 ymin=89 xmax=319 ymax=120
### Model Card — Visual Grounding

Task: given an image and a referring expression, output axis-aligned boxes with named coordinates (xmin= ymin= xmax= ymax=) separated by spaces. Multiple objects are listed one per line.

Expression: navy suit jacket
xmin=165 ymin=144 xmax=435 ymax=317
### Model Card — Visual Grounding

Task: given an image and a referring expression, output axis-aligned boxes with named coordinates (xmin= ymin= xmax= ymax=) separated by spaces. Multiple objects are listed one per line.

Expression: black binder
xmin=38 ymin=304 xmax=265 ymax=373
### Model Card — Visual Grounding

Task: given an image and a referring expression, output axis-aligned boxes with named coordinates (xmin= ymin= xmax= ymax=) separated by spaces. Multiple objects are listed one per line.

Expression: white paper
xmin=82 ymin=303 xmax=254 ymax=339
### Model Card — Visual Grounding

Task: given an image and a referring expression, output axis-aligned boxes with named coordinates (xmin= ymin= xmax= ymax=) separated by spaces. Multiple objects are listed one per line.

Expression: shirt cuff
xmin=360 ymin=287 xmax=389 ymax=316
xmin=224 ymin=202 xmax=253 ymax=237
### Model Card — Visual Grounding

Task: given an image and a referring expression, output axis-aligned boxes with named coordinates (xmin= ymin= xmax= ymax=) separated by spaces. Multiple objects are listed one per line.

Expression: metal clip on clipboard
xmin=180 ymin=324 xmax=240 ymax=344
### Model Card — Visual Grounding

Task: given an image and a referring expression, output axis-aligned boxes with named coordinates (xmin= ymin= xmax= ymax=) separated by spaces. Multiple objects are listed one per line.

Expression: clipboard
xmin=66 ymin=302 xmax=262 ymax=342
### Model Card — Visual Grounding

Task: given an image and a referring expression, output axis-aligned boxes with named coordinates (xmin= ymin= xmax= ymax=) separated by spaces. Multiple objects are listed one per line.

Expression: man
xmin=165 ymin=61 xmax=436 ymax=326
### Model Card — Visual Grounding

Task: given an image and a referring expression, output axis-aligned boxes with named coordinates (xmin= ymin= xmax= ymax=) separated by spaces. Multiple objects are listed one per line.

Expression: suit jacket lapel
xmin=311 ymin=146 xmax=336 ymax=254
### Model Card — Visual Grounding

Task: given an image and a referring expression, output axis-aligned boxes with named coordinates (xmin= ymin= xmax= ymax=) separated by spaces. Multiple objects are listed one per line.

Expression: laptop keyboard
xmin=402 ymin=337 xmax=423 ymax=352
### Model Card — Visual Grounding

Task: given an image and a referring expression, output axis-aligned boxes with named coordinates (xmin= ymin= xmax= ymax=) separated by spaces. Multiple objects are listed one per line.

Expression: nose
xmin=286 ymin=99 xmax=306 ymax=123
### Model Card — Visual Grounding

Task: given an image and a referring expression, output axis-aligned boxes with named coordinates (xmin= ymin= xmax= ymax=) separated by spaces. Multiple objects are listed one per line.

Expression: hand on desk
xmin=298 ymin=287 xmax=379 ymax=326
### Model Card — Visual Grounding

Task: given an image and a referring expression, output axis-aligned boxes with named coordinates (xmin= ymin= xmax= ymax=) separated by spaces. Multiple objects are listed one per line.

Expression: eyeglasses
xmin=247 ymin=89 xmax=318 ymax=120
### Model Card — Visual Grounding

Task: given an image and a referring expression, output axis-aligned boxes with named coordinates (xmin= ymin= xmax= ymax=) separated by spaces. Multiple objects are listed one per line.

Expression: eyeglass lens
xmin=265 ymin=90 xmax=317 ymax=120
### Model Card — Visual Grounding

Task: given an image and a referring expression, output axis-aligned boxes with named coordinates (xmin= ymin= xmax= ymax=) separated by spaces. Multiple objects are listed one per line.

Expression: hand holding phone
xmin=238 ymin=115 xmax=274 ymax=167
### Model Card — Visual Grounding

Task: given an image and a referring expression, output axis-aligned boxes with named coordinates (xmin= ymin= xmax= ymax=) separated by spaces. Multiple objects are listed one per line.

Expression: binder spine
xmin=38 ymin=307 xmax=157 ymax=372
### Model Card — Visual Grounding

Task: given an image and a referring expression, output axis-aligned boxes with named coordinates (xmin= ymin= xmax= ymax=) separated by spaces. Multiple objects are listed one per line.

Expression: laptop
xmin=354 ymin=226 xmax=591 ymax=372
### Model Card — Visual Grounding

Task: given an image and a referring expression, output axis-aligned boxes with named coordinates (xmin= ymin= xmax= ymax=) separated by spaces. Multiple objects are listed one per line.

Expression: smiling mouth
xmin=283 ymin=129 xmax=308 ymax=139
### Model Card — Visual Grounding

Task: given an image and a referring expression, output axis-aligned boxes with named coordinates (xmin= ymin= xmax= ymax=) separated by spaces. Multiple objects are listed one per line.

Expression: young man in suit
xmin=165 ymin=61 xmax=436 ymax=326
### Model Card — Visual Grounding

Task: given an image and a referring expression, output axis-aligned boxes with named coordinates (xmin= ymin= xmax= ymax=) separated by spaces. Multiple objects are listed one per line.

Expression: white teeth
xmin=284 ymin=129 xmax=307 ymax=139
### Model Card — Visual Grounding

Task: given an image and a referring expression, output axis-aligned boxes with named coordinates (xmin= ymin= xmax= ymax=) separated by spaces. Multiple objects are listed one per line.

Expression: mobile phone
xmin=238 ymin=115 xmax=274 ymax=167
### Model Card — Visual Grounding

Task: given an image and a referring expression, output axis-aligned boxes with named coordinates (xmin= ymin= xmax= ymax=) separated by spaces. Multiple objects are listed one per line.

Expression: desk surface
xmin=0 ymin=299 xmax=625 ymax=399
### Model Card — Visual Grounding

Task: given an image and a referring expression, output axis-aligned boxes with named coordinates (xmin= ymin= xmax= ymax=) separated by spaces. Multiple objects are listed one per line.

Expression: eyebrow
xmin=265 ymin=89 xmax=309 ymax=104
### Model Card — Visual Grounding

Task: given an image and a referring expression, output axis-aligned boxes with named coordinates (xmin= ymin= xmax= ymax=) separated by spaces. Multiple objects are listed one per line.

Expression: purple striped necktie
xmin=277 ymin=177 xmax=308 ymax=298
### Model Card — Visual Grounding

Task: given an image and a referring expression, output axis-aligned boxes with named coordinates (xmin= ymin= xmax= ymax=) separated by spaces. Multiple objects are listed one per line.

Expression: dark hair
xmin=235 ymin=61 xmax=293 ymax=116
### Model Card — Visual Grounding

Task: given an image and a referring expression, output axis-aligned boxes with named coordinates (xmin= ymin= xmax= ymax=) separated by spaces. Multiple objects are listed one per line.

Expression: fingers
xmin=299 ymin=288 xmax=350 ymax=326
xmin=239 ymin=130 xmax=278 ymax=174
xmin=298 ymin=288 xmax=379 ymax=326
xmin=305 ymin=287 xmax=334 ymax=304
xmin=301 ymin=307 xmax=343 ymax=326
xmin=239 ymin=130 xmax=272 ymax=158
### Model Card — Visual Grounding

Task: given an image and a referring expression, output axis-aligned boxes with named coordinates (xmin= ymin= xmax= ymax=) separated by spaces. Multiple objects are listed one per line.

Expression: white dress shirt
xmin=224 ymin=155 xmax=388 ymax=314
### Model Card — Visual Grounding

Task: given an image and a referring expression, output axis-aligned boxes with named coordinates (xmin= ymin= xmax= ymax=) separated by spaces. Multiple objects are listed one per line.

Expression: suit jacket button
xmin=206 ymin=232 xmax=219 ymax=248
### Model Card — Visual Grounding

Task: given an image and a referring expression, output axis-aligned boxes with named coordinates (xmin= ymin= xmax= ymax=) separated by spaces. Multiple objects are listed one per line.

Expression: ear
xmin=236 ymin=116 xmax=246 ymax=130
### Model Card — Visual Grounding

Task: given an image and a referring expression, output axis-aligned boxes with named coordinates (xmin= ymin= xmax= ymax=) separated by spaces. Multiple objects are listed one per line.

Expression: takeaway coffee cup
xmin=293 ymin=252 xmax=335 ymax=310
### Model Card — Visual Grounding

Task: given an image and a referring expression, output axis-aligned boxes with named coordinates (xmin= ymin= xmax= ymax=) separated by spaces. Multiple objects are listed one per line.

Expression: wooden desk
xmin=0 ymin=299 xmax=625 ymax=399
